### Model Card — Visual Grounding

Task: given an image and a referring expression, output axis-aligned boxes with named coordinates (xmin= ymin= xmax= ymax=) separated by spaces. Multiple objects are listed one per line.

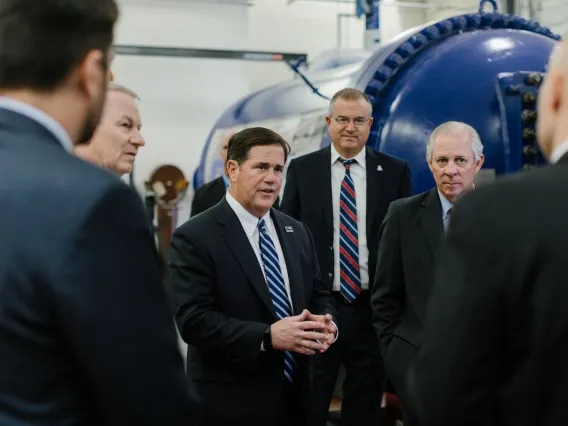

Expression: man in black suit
xmin=407 ymin=38 xmax=568 ymax=426
xmin=371 ymin=121 xmax=485 ymax=425
xmin=191 ymin=132 xmax=232 ymax=216
xmin=191 ymin=132 xmax=280 ymax=217
xmin=281 ymin=87 xmax=412 ymax=426
xmin=0 ymin=1 xmax=194 ymax=425
xmin=168 ymin=127 xmax=339 ymax=426
xmin=190 ymin=174 xmax=227 ymax=216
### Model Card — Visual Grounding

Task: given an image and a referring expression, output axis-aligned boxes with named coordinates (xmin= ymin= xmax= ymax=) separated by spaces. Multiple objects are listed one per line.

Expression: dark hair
xmin=0 ymin=0 xmax=119 ymax=90
xmin=227 ymin=127 xmax=291 ymax=165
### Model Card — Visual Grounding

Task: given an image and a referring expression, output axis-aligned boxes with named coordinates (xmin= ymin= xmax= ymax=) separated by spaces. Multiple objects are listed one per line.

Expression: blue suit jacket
xmin=0 ymin=108 xmax=195 ymax=425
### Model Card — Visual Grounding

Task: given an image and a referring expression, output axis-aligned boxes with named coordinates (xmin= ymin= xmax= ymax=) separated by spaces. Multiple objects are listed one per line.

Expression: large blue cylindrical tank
xmin=196 ymin=9 xmax=560 ymax=194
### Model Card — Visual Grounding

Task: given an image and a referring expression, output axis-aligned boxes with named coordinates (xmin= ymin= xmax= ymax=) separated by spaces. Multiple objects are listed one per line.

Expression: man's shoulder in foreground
xmin=3 ymin=135 xmax=141 ymax=233
xmin=49 ymin=154 xmax=141 ymax=226
xmin=454 ymin=164 xmax=568 ymax=218
xmin=447 ymin=165 xmax=568 ymax=251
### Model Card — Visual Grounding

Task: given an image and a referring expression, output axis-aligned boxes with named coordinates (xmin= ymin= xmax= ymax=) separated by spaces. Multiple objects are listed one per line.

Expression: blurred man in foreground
xmin=0 ymin=0 xmax=194 ymax=424
xmin=408 ymin=37 xmax=568 ymax=426
xmin=75 ymin=82 xmax=145 ymax=175
xmin=371 ymin=121 xmax=484 ymax=425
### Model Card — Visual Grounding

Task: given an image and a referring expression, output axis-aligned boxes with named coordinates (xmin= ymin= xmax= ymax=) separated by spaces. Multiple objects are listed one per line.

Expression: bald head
xmin=548 ymin=37 xmax=568 ymax=72
xmin=536 ymin=36 xmax=568 ymax=161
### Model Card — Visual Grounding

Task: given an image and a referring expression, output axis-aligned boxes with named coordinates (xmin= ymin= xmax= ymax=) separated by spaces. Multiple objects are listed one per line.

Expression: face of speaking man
xmin=227 ymin=144 xmax=284 ymax=218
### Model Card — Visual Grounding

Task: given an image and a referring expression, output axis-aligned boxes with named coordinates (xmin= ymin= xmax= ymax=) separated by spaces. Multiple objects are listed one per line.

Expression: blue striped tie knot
xmin=258 ymin=218 xmax=297 ymax=383
xmin=342 ymin=158 xmax=355 ymax=169
xmin=338 ymin=158 xmax=361 ymax=302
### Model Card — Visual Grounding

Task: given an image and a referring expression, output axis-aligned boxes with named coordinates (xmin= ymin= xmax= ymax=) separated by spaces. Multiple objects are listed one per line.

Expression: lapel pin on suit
xmin=285 ymin=226 xmax=294 ymax=233
xmin=377 ymin=165 xmax=383 ymax=171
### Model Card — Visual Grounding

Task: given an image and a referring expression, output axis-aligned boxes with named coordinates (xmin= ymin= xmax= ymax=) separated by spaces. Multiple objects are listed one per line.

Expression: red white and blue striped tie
xmin=339 ymin=159 xmax=361 ymax=302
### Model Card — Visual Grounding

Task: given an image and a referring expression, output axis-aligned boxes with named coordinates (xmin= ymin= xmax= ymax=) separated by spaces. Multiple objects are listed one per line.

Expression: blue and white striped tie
xmin=258 ymin=218 xmax=297 ymax=384
xmin=339 ymin=158 xmax=362 ymax=302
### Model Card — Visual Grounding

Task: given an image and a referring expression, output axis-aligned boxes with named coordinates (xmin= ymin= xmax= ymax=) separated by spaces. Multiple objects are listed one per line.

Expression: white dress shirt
xmin=549 ymin=139 xmax=568 ymax=164
xmin=330 ymin=144 xmax=369 ymax=291
xmin=0 ymin=96 xmax=73 ymax=153
xmin=226 ymin=190 xmax=338 ymax=346
xmin=226 ymin=190 xmax=293 ymax=308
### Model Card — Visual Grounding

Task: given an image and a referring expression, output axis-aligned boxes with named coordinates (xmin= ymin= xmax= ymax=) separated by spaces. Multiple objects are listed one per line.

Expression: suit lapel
xmin=217 ymin=202 xmax=276 ymax=319
xmin=365 ymin=148 xmax=384 ymax=235
xmin=419 ymin=188 xmax=444 ymax=259
xmin=271 ymin=211 xmax=306 ymax=315
xmin=318 ymin=146 xmax=334 ymax=235
xmin=558 ymin=152 xmax=568 ymax=165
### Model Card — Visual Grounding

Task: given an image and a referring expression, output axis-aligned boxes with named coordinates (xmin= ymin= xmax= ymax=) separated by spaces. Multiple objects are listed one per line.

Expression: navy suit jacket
xmin=168 ymin=198 xmax=338 ymax=424
xmin=0 ymin=107 xmax=195 ymax=425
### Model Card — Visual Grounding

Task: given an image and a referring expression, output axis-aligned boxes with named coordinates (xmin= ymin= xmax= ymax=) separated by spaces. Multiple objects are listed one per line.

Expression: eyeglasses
xmin=333 ymin=116 xmax=370 ymax=127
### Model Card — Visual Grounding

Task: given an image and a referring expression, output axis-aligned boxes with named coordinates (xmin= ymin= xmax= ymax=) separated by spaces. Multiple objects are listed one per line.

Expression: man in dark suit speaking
xmin=0 ymin=0 xmax=193 ymax=425
xmin=168 ymin=127 xmax=339 ymax=426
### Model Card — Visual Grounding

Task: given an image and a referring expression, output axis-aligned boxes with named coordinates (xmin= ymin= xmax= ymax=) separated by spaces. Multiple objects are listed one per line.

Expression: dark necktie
xmin=444 ymin=207 xmax=453 ymax=233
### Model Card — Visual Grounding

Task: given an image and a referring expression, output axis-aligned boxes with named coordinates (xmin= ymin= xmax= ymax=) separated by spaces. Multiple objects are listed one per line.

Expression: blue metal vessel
xmin=195 ymin=3 xmax=560 ymax=194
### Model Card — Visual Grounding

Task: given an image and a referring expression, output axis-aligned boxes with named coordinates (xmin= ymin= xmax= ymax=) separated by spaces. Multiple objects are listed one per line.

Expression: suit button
xmin=328 ymin=272 xmax=333 ymax=278
xmin=329 ymin=246 xmax=333 ymax=250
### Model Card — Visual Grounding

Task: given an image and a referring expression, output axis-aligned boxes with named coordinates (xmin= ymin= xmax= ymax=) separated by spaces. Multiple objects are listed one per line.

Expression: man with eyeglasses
xmin=281 ymin=87 xmax=412 ymax=426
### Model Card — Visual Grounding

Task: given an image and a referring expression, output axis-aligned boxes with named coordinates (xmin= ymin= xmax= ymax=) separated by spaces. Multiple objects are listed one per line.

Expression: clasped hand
xmin=271 ymin=309 xmax=336 ymax=355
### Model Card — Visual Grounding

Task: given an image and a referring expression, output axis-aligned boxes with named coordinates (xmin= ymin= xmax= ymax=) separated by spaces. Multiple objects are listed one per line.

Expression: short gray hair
xmin=426 ymin=121 xmax=483 ymax=162
xmin=108 ymin=81 xmax=140 ymax=100
xmin=328 ymin=87 xmax=372 ymax=116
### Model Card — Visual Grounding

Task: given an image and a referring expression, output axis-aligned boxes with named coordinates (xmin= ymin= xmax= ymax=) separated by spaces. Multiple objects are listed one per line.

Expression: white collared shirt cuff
xmin=331 ymin=320 xmax=339 ymax=343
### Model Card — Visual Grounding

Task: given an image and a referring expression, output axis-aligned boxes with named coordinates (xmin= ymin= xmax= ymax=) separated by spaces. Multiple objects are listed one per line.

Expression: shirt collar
xmin=226 ymin=189 xmax=271 ymax=237
xmin=330 ymin=143 xmax=366 ymax=169
xmin=437 ymin=189 xmax=454 ymax=220
xmin=0 ymin=97 xmax=73 ymax=153
xmin=549 ymin=139 xmax=568 ymax=164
